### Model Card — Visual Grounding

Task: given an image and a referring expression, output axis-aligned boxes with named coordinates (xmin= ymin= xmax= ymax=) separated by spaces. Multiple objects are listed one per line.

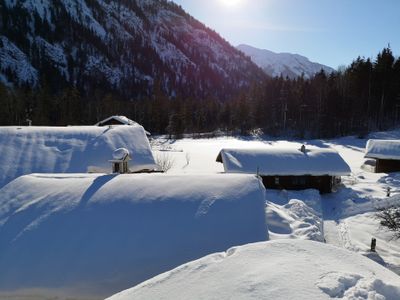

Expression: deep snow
xmin=107 ymin=239 xmax=400 ymax=300
xmin=2 ymin=129 xmax=400 ymax=299
xmin=0 ymin=173 xmax=266 ymax=299
xmin=152 ymin=132 xmax=400 ymax=274
xmin=0 ymin=125 xmax=157 ymax=188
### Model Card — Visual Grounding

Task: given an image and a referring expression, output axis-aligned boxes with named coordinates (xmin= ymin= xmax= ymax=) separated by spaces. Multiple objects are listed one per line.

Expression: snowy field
xmin=151 ymin=131 xmax=400 ymax=275
xmin=2 ymin=128 xmax=400 ymax=299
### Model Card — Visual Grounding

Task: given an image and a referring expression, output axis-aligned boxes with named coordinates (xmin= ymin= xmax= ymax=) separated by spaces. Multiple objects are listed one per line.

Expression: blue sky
xmin=172 ymin=0 xmax=400 ymax=69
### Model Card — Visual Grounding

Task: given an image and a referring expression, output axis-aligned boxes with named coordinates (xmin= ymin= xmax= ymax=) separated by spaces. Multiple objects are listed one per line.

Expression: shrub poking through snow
xmin=376 ymin=205 xmax=400 ymax=239
xmin=155 ymin=152 xmax=176 ymax=172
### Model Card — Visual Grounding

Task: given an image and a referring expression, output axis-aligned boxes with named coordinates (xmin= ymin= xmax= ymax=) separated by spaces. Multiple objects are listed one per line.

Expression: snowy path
xmin=323 ymin=219 xmax=357 ymax=252
xmin=323 ymin=220 xmax=342 ymax=247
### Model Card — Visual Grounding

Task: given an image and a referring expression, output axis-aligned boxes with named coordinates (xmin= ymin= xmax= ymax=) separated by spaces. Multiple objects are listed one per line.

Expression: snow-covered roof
xmin=365 ymin=139 xmax=400 ymax=160
xmin=0 ymin=126 xmax=157 ymax=188
xmin=112 ymin=148 xmax=131 ymax=161
xmin=95 ymin=115 xmax=151 ymax=135
xmin=0 ymin=173 xmax=266 ymax=299
xmin=216 ymin=147 xmax=351 ymax=176
xmin=107 ymin=239 xmax=400 ymax=300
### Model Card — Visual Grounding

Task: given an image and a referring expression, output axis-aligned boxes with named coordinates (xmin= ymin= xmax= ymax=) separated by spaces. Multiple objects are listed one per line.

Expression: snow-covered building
xmin=0 ymin=173 xmax=267 ymax=299
xmin=365 ymin=139 xmax=400 ymax=173
xmin=110 ymin=148 xmax=131 ymax=174
xmin=95 ymin=115 xmax=151 ymax=135
xmin=0 ymin=125 xmax=158 ymax=188
xmin=216 ymin=146 xmax=351 ymax=193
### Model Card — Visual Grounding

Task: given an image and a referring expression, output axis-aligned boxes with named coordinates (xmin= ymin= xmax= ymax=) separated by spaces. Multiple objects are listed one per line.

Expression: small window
xmin=274 ymin=177 xmax=279 ymax=185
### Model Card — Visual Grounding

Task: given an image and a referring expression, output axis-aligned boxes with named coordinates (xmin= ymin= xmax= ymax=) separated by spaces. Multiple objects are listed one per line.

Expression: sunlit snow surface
xmin=2 ymin=129 xmax=400 ymax=299
xmin=0 ymin=173 xmax=266 ymax=299
xmin=152 ymin=132 xmax=400 ymax=274
xmin=107 ymin=240 xmax=400 ymax=300
xmin=0 ymin=125 xmax=157 ymax=188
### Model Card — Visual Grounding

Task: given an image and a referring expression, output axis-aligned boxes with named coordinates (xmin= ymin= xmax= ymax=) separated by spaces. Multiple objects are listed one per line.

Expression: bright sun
xmin=220 ymin=0 xmax=242 ymax=7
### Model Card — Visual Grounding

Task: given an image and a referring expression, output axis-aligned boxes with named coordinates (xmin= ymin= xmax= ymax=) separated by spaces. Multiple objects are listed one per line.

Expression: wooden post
xmin=387 ymin=187 xmax=391 ymax=197
xmin=371 ymin=238 xmax=376 ymax=252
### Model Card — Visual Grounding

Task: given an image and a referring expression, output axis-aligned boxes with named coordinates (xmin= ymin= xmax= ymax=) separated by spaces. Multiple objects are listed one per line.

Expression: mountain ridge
xmin=237 ymin=44 xmax=334 ymax=79
xmin=0 ymin=0 xmax=266 ymax=99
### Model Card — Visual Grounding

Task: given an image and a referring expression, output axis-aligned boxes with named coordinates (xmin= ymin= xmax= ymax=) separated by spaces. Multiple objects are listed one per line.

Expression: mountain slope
xmin=237 ymin=44 xmax=334 ymax=79
xmin=0 ymin=0 xmax=265 ymax=99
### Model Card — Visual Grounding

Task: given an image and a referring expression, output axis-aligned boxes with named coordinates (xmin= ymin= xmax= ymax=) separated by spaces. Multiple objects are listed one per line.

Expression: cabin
xmin=0 ymin=126 xmax=158 ymax=188
xmin=365 ymin=139 xmax=400 ymax=173
xmin=216 ymin=146 xmax=351 ymax=193
xmin=110 ymin=148 xmax=131 ymax=174
xmin=95 ymin=115 xmax=151 ymax=136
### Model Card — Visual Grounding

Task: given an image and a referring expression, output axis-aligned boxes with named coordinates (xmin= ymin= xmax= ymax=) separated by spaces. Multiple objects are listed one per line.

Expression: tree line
xmin=1 ymin=47 xmax=399 ymax=138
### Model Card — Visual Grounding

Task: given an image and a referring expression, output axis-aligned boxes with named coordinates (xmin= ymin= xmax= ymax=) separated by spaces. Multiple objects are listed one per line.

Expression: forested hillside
xmin=0 ymin=1 xmax=399 ymax=138
xmin=0 ymin=0 xmax=264 ymax=103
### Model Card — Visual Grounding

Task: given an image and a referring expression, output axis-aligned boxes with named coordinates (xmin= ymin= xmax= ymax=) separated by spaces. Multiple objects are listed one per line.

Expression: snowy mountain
xmin=0 ymin=0 xmax=265 ymax=99
xmin=237 ymin=44 xmax=334 ymax=79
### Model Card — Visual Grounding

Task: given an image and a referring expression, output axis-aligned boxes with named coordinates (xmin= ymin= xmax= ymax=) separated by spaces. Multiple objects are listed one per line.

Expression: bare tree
xmin=376 ymin=206 xmax=400 ymax=239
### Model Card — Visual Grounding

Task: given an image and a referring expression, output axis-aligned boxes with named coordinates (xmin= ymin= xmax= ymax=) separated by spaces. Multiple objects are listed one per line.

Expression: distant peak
xmin=237 ymin=44 xmax=334 ymax=79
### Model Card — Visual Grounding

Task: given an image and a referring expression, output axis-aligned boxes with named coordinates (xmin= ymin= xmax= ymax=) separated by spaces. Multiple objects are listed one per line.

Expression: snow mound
xmin=0 ymin=125 xmax=157 ymax=188
xmin=266 ymin=189 xmax=324 ymax=241
xmin=0 ymin=173 xmax=267 ymax=299
xmin=107 ymin=240 xmax=400 ymax=300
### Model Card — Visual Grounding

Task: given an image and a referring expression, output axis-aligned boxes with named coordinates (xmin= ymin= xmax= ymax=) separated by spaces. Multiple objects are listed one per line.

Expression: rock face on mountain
xmin=0 ymin=0 xmax=265 ymax=99
xmin=237 ymin=44 xmax=334 ymax=79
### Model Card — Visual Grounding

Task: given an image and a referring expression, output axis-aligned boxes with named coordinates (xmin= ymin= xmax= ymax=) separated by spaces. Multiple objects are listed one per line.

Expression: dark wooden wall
xmin=375 ymin=159 xmax=400 ymax=173
xmin=261 ymin=175 xmax=335 ymax=193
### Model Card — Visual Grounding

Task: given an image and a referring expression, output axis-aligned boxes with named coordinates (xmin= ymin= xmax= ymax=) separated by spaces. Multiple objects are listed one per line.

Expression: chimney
xmin=300 ymin=145 xmax=306 ymax=153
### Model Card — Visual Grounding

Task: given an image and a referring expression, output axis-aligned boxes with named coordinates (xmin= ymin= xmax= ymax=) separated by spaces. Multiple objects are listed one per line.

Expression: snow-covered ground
xmin=2 ymin=129 xmax=400 ymax=299
xmin=107 ymin=240 xmax=400 ymax=300
xmin=152 ymin=132 xmax=400 ymax=275
xmin=0 ymin=173 xmax=266 ymax=299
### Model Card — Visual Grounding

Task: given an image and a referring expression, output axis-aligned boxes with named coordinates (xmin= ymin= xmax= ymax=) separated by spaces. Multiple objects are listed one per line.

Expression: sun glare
xmin=219 ymin=0 xmax=243 ymax=7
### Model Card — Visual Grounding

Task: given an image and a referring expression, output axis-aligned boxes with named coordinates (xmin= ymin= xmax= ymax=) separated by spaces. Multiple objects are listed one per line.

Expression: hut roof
xmin=0 ymin=125 xmax=157 ymax=187
xmin=95 ymin=115 xmax=150 ymax=135
xmin=365 ymin=139 xmax=400 ymax=160
xmin=216 ymin=147 xmax=351 ymax=176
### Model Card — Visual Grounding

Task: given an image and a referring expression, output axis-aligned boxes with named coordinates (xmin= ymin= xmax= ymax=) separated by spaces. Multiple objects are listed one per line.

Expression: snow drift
xmin=266 ymin=189 xmax=324 ymax=242
xmin=0 ymin=173 xmax=267 ymax=299
xmin=107 ymin=239 xmax=400 ymax=300
xmin=0 ymin=125 xmax=157 ymax=188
